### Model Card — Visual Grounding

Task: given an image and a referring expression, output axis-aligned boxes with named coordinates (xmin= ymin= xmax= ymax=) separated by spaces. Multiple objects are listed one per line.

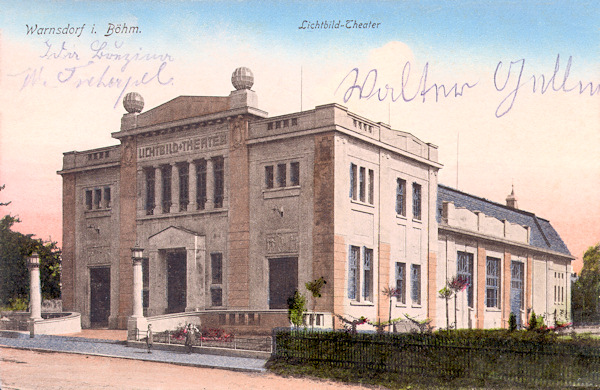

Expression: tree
xmin=287 ymin=290 xmax=306 ymax=328
xmin=572 ymin=243 xmax=600 ymax=323
xmin=0 ymin=215 xmax=61 ymax=309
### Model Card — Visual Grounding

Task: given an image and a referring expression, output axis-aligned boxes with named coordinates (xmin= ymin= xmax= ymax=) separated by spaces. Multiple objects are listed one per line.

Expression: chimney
xmin=506 ymin=185 xmax=518 ymax=209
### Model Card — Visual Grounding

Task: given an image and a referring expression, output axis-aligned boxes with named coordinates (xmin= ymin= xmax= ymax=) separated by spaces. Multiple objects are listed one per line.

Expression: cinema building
xmin=58 ymin=67 xmax=573 ymax=332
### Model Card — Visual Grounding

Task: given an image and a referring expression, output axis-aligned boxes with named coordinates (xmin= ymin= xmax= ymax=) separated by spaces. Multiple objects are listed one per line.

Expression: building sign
xmin=138 ymin=132 xmax=228 ymax=160
xmin=266 ymin=232 xmax=299 ymax=254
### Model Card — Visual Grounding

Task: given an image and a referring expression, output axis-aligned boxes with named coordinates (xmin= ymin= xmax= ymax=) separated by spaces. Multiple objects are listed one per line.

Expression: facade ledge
xmin=137 ymin=208 xmax=228 ymax=221
xmin=263 ymin=187 xmax=301 ymax=199
xmin=349 ymin=301 xmax=375 ymax=307
xmin=439 ymin=223 xmax=575 ymax=261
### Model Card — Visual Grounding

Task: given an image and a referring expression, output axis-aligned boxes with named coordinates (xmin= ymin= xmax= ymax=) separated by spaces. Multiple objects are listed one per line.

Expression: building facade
xmin=58 ymin=67 xmax=573 ymax=331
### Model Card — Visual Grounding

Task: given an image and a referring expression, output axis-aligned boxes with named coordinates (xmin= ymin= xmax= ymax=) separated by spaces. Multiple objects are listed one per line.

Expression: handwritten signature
xmin=336 ymin=55 xmax=598 ymax=118
xmin=12 ymin=40 xmax=175 ymax=108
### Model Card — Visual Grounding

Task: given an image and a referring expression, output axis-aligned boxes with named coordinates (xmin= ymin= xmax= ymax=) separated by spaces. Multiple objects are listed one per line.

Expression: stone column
xmin=154 ymin=166 xmax=162 ymax=215
xmin=127 ymin=248 xmax=147 ymax=340
xmin=171 ymin=163 xmax=180 ymax=213
xmin=206 ymin=158 xmax=214 ymax=210
xmin=28 ymin=254 xmax=42 ymax=320
xmin=188 ymin=160 xmax=197 ymax=210
xmin=28 ymin=253 xmax=42 ymax=338
xmin=132 ymin=258 xmax=144 ymax=318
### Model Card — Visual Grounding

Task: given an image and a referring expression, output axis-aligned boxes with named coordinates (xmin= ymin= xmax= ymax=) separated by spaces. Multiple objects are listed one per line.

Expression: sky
xmin=0 ymin=1 xmax=598 ymax=272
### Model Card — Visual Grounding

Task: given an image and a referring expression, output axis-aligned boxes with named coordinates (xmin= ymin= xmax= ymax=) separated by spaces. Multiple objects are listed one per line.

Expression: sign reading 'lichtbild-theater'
xmin=137 ymin=132 xmax=228 ymax=160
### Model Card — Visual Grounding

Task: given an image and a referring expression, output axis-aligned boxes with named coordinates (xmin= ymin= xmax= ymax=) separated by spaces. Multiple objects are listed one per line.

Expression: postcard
xmin=0 ymin=3 xmax=597 ymax=282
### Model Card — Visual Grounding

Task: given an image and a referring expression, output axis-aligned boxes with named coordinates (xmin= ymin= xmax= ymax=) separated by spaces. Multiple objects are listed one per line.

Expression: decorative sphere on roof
xmin=231 ymin=67 xmax=254 ymax=90
xmin=123 ymin=92 xmax=144 ymax=113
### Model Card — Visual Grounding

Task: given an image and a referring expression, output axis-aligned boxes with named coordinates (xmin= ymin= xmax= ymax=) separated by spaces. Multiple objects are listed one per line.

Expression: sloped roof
xmin=437 ymin=184 xmax=572 ymax=257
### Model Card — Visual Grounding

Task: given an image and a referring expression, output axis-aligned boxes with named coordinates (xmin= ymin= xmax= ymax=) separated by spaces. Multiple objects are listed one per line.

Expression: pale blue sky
xmin=2 ymin=1 xmax=598 ymax=66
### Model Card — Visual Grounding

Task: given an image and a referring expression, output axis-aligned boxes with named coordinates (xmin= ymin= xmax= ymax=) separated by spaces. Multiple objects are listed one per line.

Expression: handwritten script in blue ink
xmin=11 ymin=40 xmax=174 ymax=108
xmin=336 ymin=55 xmax=598 ymax=118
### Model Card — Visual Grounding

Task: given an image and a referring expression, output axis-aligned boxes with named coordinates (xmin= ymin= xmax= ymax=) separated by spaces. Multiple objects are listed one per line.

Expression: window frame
xmin=486 ymin=256 xmax=501 ymax=309
xmin=395 ymin=262 xmax=406 ymax=305
xmin=411 ymin=264 xmax=421 ymax=305
xmin=457 ymin=251 xmax=474 ymax=308
xmin=412 ymin=182 xmax=422 ymax=220
xmin=213 ymin=156 xmax=224 ymax=208
xmin=348 ymin=246 xmax=360 ymax=300
xmin=362 ymin=247 xmax=373 ymax=302
xmin=396 ymin=178 xmax=406 ymax=216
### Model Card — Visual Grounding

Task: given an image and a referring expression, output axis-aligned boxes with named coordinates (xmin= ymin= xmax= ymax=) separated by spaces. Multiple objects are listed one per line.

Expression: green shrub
xmin=287 ymin=290 xmax=306 ymax=328
xmin=508 ymin=312 xmax=517 ymax=332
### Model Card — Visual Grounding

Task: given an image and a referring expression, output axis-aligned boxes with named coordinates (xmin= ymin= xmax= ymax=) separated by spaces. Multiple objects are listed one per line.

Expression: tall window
xmin=511 ymin=261 xmax=524 ymax=309
xmin=145 ymin=168 xmax=155 ymax=215
xmin=211 ymin=253 xmax=223 ymax=306
xmin=396 ymin=178 xmax=406 ymax=216
xmin=85 ymin=190 xmax=93 ymax=211
xmin=103 ymin=187 xmax=111 ymax=209
xmin=363 ymin=248 xmax=373 ymax=301
xmin=94 ymin=188 xmax=102 ymax=209
xmin=411 ymin=264 xmax=421 ymax=305
xmin=350 ymin=163 xmax=357 ymax=200
xmin=395 ymin=262 xmax=406 ymax=304
xmin=348 ymin=246 xmax=360 ymax=300
xmin=486 ymin=257 xmax=501 ymax=308
xmin=178 ymin=163 xmax=189 ymax=211
xmin=290 ymin=162 xmax=300 ymax=186
xmin=412 ymin=183 xmax=422 ymax=220
xmin=161 ymin=165 xmax=172 ymax=213
xmin=277 ymin=163 xmax=286 ymax=187
xmin=368 ymin=169 xmax=374 ymax=204
xmin=265 ymin=165 xmax=274 ymax=189
xmin=213 ymin=156 xmax=224 ymax=208
xmin=196 ymin=159 xmax=207 ymax=210
xmin=359 ymin=167 xmax=366 ymax=202
xmin=457 ymin=251 xmax=474 ymax=307
xmin=211 ymin=253 xmax=223 ymax=284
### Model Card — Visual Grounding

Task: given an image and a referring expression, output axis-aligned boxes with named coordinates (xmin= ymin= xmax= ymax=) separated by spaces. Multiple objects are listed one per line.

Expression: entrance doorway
xmin=90 ymin=267 xmax=110 ymax=327
xmin=166 ymin=251 xmax=187 ymax=313
xmin=269 ymin=257 xmax=298 ymax=309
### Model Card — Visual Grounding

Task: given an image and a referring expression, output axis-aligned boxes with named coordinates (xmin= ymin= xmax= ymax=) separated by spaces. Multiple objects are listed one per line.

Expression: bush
xmin=508 ymin=312 xmax=517 ymax=331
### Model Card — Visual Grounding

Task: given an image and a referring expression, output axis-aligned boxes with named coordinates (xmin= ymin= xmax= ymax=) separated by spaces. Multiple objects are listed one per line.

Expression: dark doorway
xmin=269 ymin=257 xmax=298 ymax=309
xmin=90 ymin=267 xmax=110 ymax=327
xmin=167 ymin=251 xmax=187 ymax=313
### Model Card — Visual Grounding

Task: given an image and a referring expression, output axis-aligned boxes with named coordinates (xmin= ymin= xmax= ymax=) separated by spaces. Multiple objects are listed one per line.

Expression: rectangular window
xmin=276 ymin=163 xmax=286 ymax=187
xmin=85 ymin=190 xmax=93 ymax=211
xmin=396 ymin=179 xmax=406 ymax=216
xmin=359 ymin=167 xmax=366 ymax=202
xmin=457 ymin=251 xmax=474 ymax=308
xmin=511 ymin=261 xmax=524 ymax=309
xmin=211 ymin=287 xmax=223 ymax=307
xmin=412 ymin=183 xmax=422 ymax=220
xmin=161 ymin=165 xmax=172 ymax=213
xmin=411 ymin=264 xmax=421 ymax=305
xmin=211 ymin=253 xmax=223 ymax=284
xmin=265 ymin=165 xmax=274 ymax=189
xmin=290 ymin=162 xmax=300 ymax=186
xmin=196 ymin=159 xmax=207 ymax=210
xmin=350 ymin=163 xmax=358 ymax=200
xmin=486 ymin=257 xmax=501 ymax=308
xmin=103 ymin=187 xmax=111 ymax=209
xmin=213 ymin=156 xmax=224 ymax=208
xmin=145 ymin=168 xmax=155 ymax=215
xmin=363 ymin=248 xmax=373 ymax=301
xmin=94 ymin=188 xmax=102 ymax=209
xmin=178 ymin=163 xmax=189 ymax=211
xmin=395 ymin=262 xmax=406 ymax=304
xmin=348 ymin=246 xmax=360 ymax=300
xmin=368 ymin=169 xmax=374 ymax=204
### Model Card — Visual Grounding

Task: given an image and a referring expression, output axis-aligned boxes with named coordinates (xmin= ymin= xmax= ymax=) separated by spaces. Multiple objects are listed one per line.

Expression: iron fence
xmin=273 ymin=329 xmax=600 ymax=388
xmin=135 ymin=329 xmax=272 ymax=353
